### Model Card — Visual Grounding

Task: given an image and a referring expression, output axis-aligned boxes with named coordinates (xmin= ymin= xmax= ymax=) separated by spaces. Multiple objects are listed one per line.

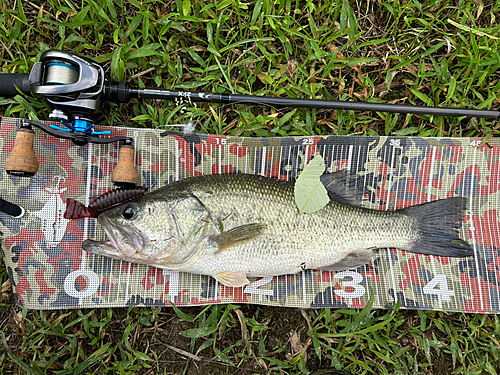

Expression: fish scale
xmin=82 ymin=173 xmax=473 ymax=287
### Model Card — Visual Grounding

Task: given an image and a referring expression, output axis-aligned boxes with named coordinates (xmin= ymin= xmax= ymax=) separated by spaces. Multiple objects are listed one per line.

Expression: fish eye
xmin=122 ymin=204 xmax=139 ymax=220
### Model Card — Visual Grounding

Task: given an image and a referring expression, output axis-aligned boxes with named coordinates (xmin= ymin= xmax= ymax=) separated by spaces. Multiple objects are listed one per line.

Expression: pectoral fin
xmin=213 ymin=223 xmax=267 ymax=253
xmin=214 ymin=271 xmax=251 ymax=287
xmin=318 ymin=249 xmax=373 ymax=272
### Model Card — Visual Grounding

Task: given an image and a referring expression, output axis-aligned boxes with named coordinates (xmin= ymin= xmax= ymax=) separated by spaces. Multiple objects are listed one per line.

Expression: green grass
xmin=1 ymin=0 xmax=500 ymax=374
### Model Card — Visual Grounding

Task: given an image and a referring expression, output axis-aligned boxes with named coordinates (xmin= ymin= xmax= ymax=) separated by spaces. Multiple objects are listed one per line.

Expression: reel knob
xmin=111 ymin=141 xmax=138 ymax=187
xmin=5 ymin=127 xmax=39 ymax=177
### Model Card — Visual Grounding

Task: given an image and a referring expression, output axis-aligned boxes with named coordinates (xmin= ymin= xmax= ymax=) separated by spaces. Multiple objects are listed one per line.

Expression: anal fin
xmin=318 ymin=249 xmax=373 ymax=272
xmin=214 ymin=271 xmax=250 ymax=287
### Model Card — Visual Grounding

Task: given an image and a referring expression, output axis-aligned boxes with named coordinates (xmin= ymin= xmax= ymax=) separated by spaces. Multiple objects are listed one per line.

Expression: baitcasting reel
xmin=0 ymin=50 xmax=138 ymax=186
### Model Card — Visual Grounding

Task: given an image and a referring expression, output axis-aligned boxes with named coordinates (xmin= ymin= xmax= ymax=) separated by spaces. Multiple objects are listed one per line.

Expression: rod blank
xmin=130 ymin=88 xmax=500 ymax=119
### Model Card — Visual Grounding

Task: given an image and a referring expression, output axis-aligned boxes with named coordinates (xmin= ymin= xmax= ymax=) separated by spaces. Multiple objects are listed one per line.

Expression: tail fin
xmin=402 ymin=197 xmax=473 ymax=258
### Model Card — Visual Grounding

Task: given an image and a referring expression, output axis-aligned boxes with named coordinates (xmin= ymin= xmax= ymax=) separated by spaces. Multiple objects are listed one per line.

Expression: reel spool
xmin=44 ymin=60 xmax=79 ymax=86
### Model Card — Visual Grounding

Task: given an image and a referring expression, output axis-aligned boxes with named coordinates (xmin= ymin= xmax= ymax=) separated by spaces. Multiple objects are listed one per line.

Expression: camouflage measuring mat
xmin=0 ymin=117 xmax=498 ymax=313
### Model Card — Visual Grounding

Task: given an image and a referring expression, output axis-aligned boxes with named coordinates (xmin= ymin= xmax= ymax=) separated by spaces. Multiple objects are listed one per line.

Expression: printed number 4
xmin=422 ymin=274 xmax=455 ymax=301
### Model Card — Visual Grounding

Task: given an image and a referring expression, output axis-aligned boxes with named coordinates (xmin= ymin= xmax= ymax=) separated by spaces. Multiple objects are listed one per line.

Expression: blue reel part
xmin=49 ymin=119 xmax=111 ymax=136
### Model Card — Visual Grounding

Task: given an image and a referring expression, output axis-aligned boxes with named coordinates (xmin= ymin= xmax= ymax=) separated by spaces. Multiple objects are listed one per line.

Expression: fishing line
xmin=45 ymin=61 xmax=79 ymax=85
xmin=160 ymin=97 xmax=288 ymax=135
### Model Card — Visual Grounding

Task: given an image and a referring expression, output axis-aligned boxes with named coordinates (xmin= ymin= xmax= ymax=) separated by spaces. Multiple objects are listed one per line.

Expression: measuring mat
xmin=0 ymin=117 xmax=498 ymax=313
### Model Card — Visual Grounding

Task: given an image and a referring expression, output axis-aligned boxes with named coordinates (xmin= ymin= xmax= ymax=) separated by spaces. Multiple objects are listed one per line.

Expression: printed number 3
xmin=333 ymin=271 xmax=366 ymax=304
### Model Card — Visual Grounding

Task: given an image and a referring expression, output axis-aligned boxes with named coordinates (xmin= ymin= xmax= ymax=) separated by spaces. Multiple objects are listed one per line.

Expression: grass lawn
xmin=1 ymin=0 xmax=500 ymax=374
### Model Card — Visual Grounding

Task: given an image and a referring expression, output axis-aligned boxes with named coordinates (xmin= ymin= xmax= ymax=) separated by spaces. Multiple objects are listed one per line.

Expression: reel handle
xmin=5 ymin=125 xmax=39 ymax=177
xmin=0 ymin=73 xmax=31 ymax=97
xmin=111 ymin=141 xmax=138 ymax=187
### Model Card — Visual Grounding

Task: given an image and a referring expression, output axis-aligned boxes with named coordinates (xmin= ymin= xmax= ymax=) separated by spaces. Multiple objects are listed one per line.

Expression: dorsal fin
xmin=320 ymin=170 xmax=365 ymax=206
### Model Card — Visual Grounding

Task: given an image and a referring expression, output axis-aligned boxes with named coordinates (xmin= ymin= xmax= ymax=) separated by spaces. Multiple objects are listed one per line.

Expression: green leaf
xmin=216 ymin=0 xmax=232 ymax=10
xmin=195 ymin=338 xmax=214 ymax=355
xmin=392 ymin=127 xmax=419 ymax=136
xmin=479 ymin=132 xmax=493 ymax=148
xmin=347 ymin=57 xmax=379 ymax=66
xmin=445 ymin=76 xmax=456 ymax=103
xmin=132 ymin=349 xmax=153 ymax=361
xmin=410 ymin=88 xmax=433 ymax=106
xmin=111 ymin=46 xmax=123 ymax=81
xmin=447 ymin=19 xmax=498 ymax=39
xmin=251 ymin=0 xmax=263 ymax=24
xmin=125 ymin=46 xmax=161 ymax=59
xmin=294 ymin=154 xmax=329 ymax=214
xmin=182 ymin=0 xmax=191 ymax=17
xmin=131 ymin=114 xmax=152 ymax=122
xmin=1 ymin=332 xmax=43 ymax=375
xmin=180 ymin=326 xmax=217 ymax=338
xmin=186 ymin=48 xmax=207 ymax=68
xmin=14 ymin=95 xmax=39 ymax=121
xmin=170 ymin=302 xmax=194 ymax=322
xmin=213 ymin=346 xmax=235 ymax=365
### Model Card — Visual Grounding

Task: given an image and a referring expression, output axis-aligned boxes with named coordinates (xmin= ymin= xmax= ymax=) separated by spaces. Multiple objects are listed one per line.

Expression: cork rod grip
xmin=5 ymin=128 xmax=39 ymax=176
xmin=111 ymin=144 xmax=138 ymax=186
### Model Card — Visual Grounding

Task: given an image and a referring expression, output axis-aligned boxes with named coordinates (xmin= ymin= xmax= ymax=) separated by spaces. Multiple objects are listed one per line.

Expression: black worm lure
xmin=64 ymin=187 xmax=148 ymax=219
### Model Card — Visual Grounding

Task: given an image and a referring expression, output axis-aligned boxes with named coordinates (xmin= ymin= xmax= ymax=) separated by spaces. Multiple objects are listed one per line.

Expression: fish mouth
xmin=82 ymin=215 xmax=145 ymax=258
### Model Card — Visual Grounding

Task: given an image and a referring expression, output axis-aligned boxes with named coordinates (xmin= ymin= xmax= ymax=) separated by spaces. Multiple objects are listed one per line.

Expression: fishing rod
xmin=0 ymin=50 xmax=498 ymax=184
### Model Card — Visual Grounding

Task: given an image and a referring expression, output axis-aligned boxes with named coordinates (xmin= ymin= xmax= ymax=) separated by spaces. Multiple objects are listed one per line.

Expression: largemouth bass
xmin=82 ymin=173 xmax=473 ymax=287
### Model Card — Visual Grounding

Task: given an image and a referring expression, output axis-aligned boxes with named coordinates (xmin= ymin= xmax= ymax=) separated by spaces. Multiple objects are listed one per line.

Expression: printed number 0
xmin=333 ymin=271 xmax=366 ymax=303
xmin=64 ymin=270 xmax=100 ymax=299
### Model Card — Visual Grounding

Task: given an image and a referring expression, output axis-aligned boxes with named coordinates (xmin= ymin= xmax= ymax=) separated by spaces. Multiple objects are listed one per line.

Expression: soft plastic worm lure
xmin=64 ymin=187 xmax=148 ymax=219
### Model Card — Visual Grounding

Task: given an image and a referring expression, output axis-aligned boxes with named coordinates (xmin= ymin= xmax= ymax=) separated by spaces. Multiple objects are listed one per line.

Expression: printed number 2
xmin=422 ymin=274 xmax=455 ymax=301
xmin=333 ymin=271 xmax=366 ymax=303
